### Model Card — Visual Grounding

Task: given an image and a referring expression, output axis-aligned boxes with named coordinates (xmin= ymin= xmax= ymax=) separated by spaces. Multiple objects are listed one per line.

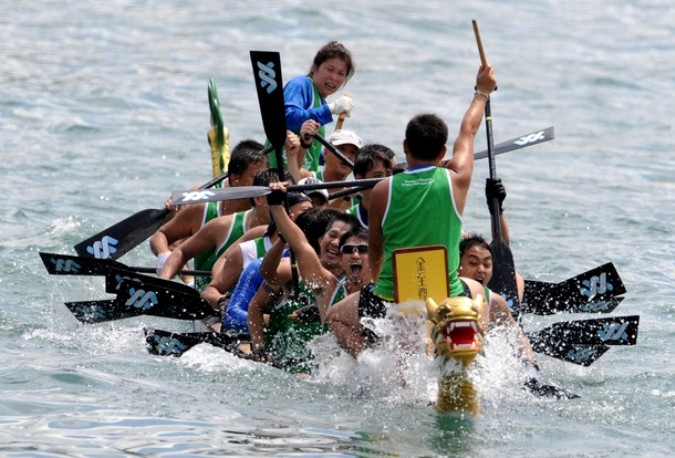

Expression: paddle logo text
xmin=598 ymin=322 xmax=629 ymax=343
xmin=514 ymin=130 xmax=545 ymax=146
xmin=180 ymin=190 xmax=215 ymax=202
xmin=580 ymin=273 xmax=613 ymax=299
xmin=86 ymin=235 xmax=118 ymax=259
xmin=257 ymin=61 xmax=277 ymax=94
xmin=566 ymin=345 xmax=601 ymax=365
xmin=50 ymin=257 xmax=81 ymax=273
xmin=125 ymin=287 xmax=158 ymax=311
xmin=153 ymin=335 xmax=189 ymax=356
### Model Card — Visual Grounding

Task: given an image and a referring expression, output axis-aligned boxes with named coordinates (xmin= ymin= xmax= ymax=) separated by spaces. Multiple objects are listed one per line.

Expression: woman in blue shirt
xmin=270 ymin=41 xmax=356 ymax=173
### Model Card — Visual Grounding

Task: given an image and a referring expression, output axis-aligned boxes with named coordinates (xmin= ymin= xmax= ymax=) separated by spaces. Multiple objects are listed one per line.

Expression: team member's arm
xmin=368 ymin=179 xmax=389 ymax=281
xmin=445 ymin=64 xmax=497 ymax=215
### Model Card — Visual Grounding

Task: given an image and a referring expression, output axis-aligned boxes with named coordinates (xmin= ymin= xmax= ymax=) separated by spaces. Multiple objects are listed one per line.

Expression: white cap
xmin=327 ymin=129 xmax=363 ymax=148
xmin=297 ymin=176 xmax=329 ymax=202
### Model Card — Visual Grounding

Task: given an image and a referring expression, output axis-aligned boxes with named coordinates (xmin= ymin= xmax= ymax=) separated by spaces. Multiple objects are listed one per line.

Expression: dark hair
xmin=339 ymin=226 xmax=368 ymax=248
xmin=327 ymin=212 xmax=359 ymax=235
xmin=310 ymin=41 xmax=355 ymax=82
xmin=294 ymin=208 xmax=342 ymax=254
xmin=228 ymin=139 xmax=267 ymax=176
xmin=250 ymin=169 xmax=278 ymax=208
xmin=353 ymin=144 xmax=394 ymax=178
xmin=404 ymin=114 xmax=448 ymax=161
xmin=459 ymin=233 xmax=492 ymax=259
xmin=252 ymin=169 xmax=278 ymax=187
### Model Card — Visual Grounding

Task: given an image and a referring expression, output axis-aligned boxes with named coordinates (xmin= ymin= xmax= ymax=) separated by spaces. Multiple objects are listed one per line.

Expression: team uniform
xmin=194 ymin=210 xmax=247 ymax=291
xmin=265 ymin=277 xmax=347 ymax=373
xmin=219 ymin=236 xmax=275 ymax=334
xmin=360 ymin=166 xmax=466 ymax=318
xmin=268 ymin=75 xmax=330 ymax=173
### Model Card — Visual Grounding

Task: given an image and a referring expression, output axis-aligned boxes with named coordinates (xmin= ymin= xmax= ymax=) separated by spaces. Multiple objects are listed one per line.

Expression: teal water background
xmin=1 ymin=1 xmax=673 ymax=456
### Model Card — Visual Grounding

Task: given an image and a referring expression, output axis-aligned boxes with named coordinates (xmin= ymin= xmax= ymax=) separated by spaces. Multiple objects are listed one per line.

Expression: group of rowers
xmin=150 ymin=41 xmax=539 ymax=377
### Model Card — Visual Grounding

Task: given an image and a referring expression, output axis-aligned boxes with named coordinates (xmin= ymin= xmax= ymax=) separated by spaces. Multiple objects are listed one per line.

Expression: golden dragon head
xmin=425 ymin=295 xmax=484 ymax=366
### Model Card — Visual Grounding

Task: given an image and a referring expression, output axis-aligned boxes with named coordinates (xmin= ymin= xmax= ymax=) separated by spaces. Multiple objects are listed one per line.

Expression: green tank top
xmin=373 ymin=166 xmax=464 ymax=301
xmin=254 ymin=236 xmax=269 ymax=258
xmin=484 ymin=286 xmax=492 ymax=309
xmin=265 ymin=280 xmax=327 ymax=373
xmin=194 ymin=210 xmax=247 ymax=290
xmin=329 ymin=277 xmax=347 ymax=306
xmin=269 ymin=82 xmax=325 ymax=173
xmin=202 ymin=201 xmax=221 ymax=226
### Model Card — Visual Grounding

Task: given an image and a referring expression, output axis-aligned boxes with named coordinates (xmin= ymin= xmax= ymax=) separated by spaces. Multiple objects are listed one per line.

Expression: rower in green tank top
xmin=374 ymin=165 xmax=464 ymax=300
xmin=194 ymin=210 xmax=247 ymax=290
xmin=326 ymin=63 xmax=498 ymax=357
xmin=265 ymin=280 xmax=325 ymax=373
xmin=151 ymin=139 xmax=268 ymax=280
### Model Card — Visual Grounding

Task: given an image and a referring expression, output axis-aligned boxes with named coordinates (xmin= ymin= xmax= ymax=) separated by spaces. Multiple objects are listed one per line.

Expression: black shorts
xmin=358 ymin=280 xmax=472 ymax=319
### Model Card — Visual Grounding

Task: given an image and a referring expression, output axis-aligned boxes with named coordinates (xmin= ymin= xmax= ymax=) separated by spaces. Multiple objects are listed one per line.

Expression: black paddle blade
xmin=474 ymin=126 xmax=555 ymax=160
xmin=114 ymin=274 xmax=217 ymax=321
xmin=530 ymin=342 xmax=611 ymax=367
xmin=40 ymin=251 xmax=112 ymax=275
xmin=73 ymin=208 xmax=170 ymax=260
xmin=522 ymin=262 xmax=627 ymax=315
xmin=145 ymin=328 xmax=247 ymax=357
xmin=64 ymin=299 xmax=141 ymax=324
xmin=250 ymin=50 xmax=286 ymax=156
xmin=531 ymin=315 xmax=639 ymax=346
xmin=488 ymin=238 xmax=521 ymax=315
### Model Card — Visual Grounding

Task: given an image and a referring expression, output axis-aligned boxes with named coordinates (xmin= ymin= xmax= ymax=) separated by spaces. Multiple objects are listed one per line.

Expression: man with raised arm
xmin=327 ymin=64 xmax=498 ymax=356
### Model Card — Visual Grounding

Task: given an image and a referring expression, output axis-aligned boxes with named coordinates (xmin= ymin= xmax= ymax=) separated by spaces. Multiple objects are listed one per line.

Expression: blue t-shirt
xmin=222 ymin=251 xmax=292 ymax=334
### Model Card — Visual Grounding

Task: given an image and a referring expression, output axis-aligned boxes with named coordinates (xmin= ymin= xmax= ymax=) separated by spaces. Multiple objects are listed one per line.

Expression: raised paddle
xmin=169 ymin=177 xmax=385 ymax=206
xmin=250 ymin=50 xmax=304 ymax=294
xmin=474 ymin=126 xmax=554 ymax=160
xmin=473 ymin=19 xmax=521 ymax=317
xmin=168 ymin=124 xmax=554 ymax=206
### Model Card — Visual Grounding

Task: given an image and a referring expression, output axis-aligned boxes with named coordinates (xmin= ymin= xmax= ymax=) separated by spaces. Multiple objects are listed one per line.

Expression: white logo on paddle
xmin=257 ymin=61 xmax=277 ymax=94
xmin=566 ymin=345 xmax=600 ymax=364
xmin=125 ymin=287 xmax=158 ymax=311
xmin=514 ymin=131 xmax=545 ymax=146
xmin=580 ymin=273 xmax=613 ymax=299
xmin=597 ymin=322 xmax=629 ymax=342
xmin=86 ymin=235 xmax=118 ymax=259
xmin=154 ymin=335 xmax=189 ymax=355
xmin=179 ymin=190 xmax=215 ymax=202
xmin=51 ymin=258 xmax=81 ymax=273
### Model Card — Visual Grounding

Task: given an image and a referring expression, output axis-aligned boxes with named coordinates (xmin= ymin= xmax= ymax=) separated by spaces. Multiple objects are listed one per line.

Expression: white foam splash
xmin=310 ymin=304 xmax=534 ymax=410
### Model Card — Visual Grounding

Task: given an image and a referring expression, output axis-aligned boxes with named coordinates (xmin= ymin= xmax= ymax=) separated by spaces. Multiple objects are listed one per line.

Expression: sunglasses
xmin=340 ymin=244 xmax=368 ymax=254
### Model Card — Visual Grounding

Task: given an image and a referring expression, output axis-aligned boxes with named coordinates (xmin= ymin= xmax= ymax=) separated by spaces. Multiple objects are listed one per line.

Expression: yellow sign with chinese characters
xmin=392 ymin=245 xmax=449 ymax=304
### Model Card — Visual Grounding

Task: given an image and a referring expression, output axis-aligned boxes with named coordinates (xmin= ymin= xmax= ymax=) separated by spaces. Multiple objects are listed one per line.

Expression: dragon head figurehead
xmin=426 ymin=295 xmax=484 ymax=366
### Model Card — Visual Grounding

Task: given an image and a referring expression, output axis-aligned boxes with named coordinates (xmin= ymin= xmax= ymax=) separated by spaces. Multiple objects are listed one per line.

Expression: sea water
xmin=1 ymin=0 xmax=674 ymax=455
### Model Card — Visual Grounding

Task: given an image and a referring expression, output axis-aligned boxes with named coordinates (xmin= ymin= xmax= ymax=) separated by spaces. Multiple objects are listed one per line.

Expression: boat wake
xmin=310 ymin=303 xmax=539 ymax=411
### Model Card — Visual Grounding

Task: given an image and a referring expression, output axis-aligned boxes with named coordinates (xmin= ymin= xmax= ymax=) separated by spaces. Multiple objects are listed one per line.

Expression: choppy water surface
xmin=1 ymin=1 xmax=674 ymax=456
